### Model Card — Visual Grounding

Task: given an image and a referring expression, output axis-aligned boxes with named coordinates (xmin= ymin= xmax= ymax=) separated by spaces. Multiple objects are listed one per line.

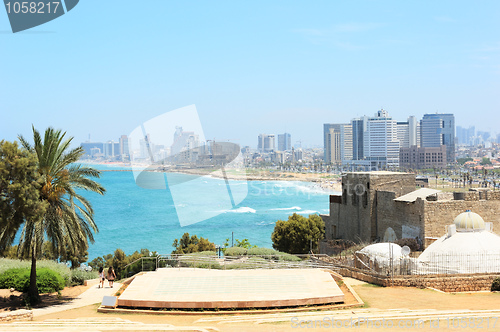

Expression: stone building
xmin=320 ymin=172 xmax=500 ymax=254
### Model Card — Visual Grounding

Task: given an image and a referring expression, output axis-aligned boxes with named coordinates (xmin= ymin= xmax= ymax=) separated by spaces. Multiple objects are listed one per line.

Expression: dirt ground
xmin=0 ymin=284 xmax=90 ymax=312
xmin=26 ymin=284 xmax=500 ymax=332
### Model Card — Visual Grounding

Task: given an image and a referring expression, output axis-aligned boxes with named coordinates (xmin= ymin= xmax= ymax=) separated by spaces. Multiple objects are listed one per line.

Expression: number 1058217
xmin=5 ymin=2 xmax=61 ymax=14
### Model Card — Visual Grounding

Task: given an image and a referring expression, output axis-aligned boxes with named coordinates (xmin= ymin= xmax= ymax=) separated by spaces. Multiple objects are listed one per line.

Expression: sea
xmin=82 ymin=163 xmax=337 ymax=260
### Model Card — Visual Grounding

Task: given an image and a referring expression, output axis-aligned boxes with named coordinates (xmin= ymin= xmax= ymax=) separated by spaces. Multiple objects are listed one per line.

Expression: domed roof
xmin=453 ymin=210 xmax=485 ymax=231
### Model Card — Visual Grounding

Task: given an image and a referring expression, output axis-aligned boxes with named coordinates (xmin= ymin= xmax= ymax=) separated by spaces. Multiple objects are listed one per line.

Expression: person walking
xmin=107 ymin=266 xmax=117 ymax=288
xmin=98 ymin=267 xmax=105 ymax=289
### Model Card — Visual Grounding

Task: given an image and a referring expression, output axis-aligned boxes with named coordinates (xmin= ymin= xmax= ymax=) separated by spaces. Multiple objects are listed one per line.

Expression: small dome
xmin=453 ymin=210 xmax=485 ymax=231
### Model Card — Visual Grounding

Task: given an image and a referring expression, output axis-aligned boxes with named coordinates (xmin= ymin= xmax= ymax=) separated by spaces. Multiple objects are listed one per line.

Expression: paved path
xmin=31 ymin=283 xmax=122 ymax=317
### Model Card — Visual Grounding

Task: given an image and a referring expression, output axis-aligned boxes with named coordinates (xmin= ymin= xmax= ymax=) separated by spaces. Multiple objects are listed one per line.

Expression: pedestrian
xmin=98 ymin=266 xmax=105 ymax=288
xmin=107 ymin=266 xmax=116 ymax=288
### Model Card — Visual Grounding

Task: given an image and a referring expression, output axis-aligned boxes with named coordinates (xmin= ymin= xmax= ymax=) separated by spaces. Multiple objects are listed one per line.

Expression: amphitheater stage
xmin=117 ymin=268 xmax=344 ymax=309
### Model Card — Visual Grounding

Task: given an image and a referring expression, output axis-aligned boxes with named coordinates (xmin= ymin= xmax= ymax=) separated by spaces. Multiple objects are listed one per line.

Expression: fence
xmin=320 ymin=251 xmax=500 ymax=276
xmin=122 ymin=251 xmax=500 ymax=278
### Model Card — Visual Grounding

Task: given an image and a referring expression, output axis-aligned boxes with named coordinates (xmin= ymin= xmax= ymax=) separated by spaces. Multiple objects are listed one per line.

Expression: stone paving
xmin=117 ymin=268 xmax=344 ymax=309
xmin=31 ymin=282 xmax=122 ymax=318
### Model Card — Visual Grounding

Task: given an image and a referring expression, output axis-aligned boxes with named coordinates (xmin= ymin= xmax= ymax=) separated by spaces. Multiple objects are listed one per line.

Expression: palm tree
xmin=18 ymin=127 xmax=106 ymax=303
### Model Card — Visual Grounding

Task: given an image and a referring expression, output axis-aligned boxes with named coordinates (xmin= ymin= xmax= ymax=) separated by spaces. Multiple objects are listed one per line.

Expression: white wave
xmin=225 ymin=207 xmax=256 ymax=213
xmin=292 ymin=210 xmax=319 ymax=215
xmin=270 ymin=206 xmax=302 ymax=211
xmin=256 ymin=221 xmax=276 ymax=226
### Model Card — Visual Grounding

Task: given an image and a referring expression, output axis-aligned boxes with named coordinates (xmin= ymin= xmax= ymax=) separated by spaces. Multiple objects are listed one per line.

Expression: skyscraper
xmin=323 ymin=124 xmax=353 ymax=163
xmin=421 ymin=113 xmax=455 ymax=162
xmin=397 ymin=116 xmax=418 ymax=149
xmin=277 ymin=133 xmax=292 ymax=151
xmin=363 ymin=109 xmax=400 ymax=167
xmin=119 ymin=135 xmax=130 ymax=159
xmin=258 ymin=134 xmax=275 ymax=152
xmin=351 ymin=117 xmax=367 ymax=160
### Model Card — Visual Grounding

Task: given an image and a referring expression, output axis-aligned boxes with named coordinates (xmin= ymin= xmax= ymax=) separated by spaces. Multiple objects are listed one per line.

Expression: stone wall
xmin=423 ymin=199 xmax=500 ymax=247
xmin=0 ymin=309 xmax=33 ymax=322
xmin=325 ymin=172 xmax=416 ymax=243
xmin=375 ymin=191 xmax=425 ymax=242
xmin=338 ymin=266 xmax=499 ymax=292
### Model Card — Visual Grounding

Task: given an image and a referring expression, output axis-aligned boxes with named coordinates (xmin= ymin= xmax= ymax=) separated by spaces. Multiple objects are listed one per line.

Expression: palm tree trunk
xmin=28 ymin=245 xmax=40 ymax=304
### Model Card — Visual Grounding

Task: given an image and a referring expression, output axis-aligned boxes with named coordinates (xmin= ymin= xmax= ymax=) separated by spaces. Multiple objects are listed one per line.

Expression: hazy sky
xmin=1 ymin=1 xmax=499 ymax=148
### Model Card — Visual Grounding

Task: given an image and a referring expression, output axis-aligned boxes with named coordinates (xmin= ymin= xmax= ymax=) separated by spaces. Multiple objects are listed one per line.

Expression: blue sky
xmin=1 ymin=0 xmax=499 ymax=148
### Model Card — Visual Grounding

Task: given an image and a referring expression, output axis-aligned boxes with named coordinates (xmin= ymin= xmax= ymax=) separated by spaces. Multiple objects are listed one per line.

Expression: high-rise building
xmin=421 ymin=113 xmax=455 ymax=162
xmin=119 ymin=135 xmax=130 ymax=159
xmin=277 ymin=133 xmax=291 ymax=151
xmin=258 ymin=134 xmax=275 ymax=152
xmin=397 ymin=116 xmax=418 ymax=149
xmin=103 ymin=141 xmax=120 ymax=159
xmin=397 ymin=122 xmax=410 ymax=148
xmin=408 ymin=116 xmax=418 ymax=147
xmin=323 ymin=124 xmax=352 ymax=163
xmin=456 ymin=126 xmax=475 ymax=145
xmin=351 ymin=117 xmax=368 ymax=160
xmin=363 ymin=109 xmax=400 ymax=167
xmin=80 ymin=142 xmax=104 ymax=158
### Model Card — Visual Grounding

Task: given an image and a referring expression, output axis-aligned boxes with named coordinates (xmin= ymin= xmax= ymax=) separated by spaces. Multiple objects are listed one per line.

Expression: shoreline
xmin=79 ymin=160 xmax=342 ymax=192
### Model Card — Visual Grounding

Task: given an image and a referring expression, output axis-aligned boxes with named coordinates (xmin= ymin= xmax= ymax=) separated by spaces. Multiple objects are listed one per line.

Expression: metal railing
xmin=123 ymin=251 xmax=500 ymax=277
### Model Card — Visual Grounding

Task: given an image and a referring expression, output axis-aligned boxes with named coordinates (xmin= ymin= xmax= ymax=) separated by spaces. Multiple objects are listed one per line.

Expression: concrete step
xmin=1 ymin=317 xmax=219 ymax=332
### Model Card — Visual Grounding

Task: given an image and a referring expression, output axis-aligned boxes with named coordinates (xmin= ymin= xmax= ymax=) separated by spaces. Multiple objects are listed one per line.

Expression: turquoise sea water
xmin=83 ymin=164 xmax=336 ymax=260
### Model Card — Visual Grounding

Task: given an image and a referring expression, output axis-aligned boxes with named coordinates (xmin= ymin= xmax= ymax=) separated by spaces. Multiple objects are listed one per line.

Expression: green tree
xmin=172 ymin=232 xmax=216 ymax=254
xmin=235 ymin=238 xmax=257 ymax=249
xmin=0 ymin=141 xmax=47 ymax=258
xmin=480 ymin=157 xmax=492 ymax=165
xmin=17 ymin=127 xmax=106 ymax=303
xmin=112 ymin=248 xmax=127 ymax=278
xmin=271 ymin=213 xmax=325 ymax=254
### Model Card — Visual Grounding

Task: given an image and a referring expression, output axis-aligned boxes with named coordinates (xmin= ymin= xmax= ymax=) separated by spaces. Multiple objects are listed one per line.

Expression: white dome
xmin=358 ymin=243 xmax=402 ymax=259
xmin=418 ymin=231 xmax=500 ymax=274
xmin=453 ymin=210 xmax=485 ymax=231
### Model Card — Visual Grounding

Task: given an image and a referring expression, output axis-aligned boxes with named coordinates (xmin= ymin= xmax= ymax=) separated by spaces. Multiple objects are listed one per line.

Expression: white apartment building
xmin=363 ymin=109 xmax=400 ymax=167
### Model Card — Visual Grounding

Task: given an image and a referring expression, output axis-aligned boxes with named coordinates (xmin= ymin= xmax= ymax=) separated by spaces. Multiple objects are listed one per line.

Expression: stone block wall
xmin=375 ymin=191 xmax=425 ymax=242
xmin=338 ymin=266 xmax=499 ymax=292
xmin=0 ymin=309 xmax=33 ymax=322
xmin=423 ymin=199 xmax=500 ymax=246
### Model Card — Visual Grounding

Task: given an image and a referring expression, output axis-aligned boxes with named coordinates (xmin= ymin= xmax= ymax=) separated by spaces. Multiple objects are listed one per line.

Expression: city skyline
xmin=1 ymin=1 xmax=499 ymax=148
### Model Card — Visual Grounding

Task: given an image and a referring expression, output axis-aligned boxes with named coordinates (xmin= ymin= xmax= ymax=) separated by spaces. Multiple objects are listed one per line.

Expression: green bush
xmin=70 ymin=269 xmax=98 ymax=286
xmin=277 ymin=253 xmax=302 ymax=262
xmin=224 ymin=247 xmax=247 ymax=256
xmin=225 ymin=257 xmax=268 ymax=269
xmin=190 ymin=251 xmax=217 ymax=256
xmin=36 ymin=268 xmax=65 ymax=293
xmin=0 ymin=258 xmax=71 ymax=286
xmin=247 ymin=247 xmax=279 ymax=257
xmin=0 ymin=268 xmax=65 ymax=293
xmin=0 ymin=268 xmax=29 ymax=291
xmin=492 ymin=277 xmax=500 ymax=292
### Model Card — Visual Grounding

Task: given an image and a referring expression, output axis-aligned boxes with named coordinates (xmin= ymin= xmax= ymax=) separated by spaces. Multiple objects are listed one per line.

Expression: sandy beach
xmin=79 ymin=160 xmax=342 ymax=192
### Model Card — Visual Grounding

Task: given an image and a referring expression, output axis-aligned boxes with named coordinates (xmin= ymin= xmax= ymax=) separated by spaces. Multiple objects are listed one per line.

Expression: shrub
xmin=0 ymin=268 xmax=29 ymax=291
xmin=277 ymin=253 xmax=302 ymax=262
xmin=225 ymin=257 xmax=268 ymax=269
xmin=0 ymin=259 xmax=71 ymax=286
xmin=0 ymin=268 xmax=65 ymax=293
xmin=224 ymin=247 xmax=247 ymax=256
xmin=247 ymin=247 xmax=279 ymax=257
xmin=190 ymin=251 xmax=217 ymax=256
xmin=70 ymin=269 xmax=99 ymax=286
xmin=492 ymin=277 xmax=500 ymax=292
xmin=36 ymin=268 xmax=65 ymax=293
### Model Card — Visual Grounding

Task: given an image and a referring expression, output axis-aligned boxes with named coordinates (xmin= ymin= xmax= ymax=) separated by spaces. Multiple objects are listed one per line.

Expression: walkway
xmin=31 ymin=282 xmax=122 ymax=317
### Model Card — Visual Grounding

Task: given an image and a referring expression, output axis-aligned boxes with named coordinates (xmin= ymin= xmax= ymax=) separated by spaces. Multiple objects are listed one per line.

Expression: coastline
xmin=79 ymin=160 xmax=342 ymax=192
